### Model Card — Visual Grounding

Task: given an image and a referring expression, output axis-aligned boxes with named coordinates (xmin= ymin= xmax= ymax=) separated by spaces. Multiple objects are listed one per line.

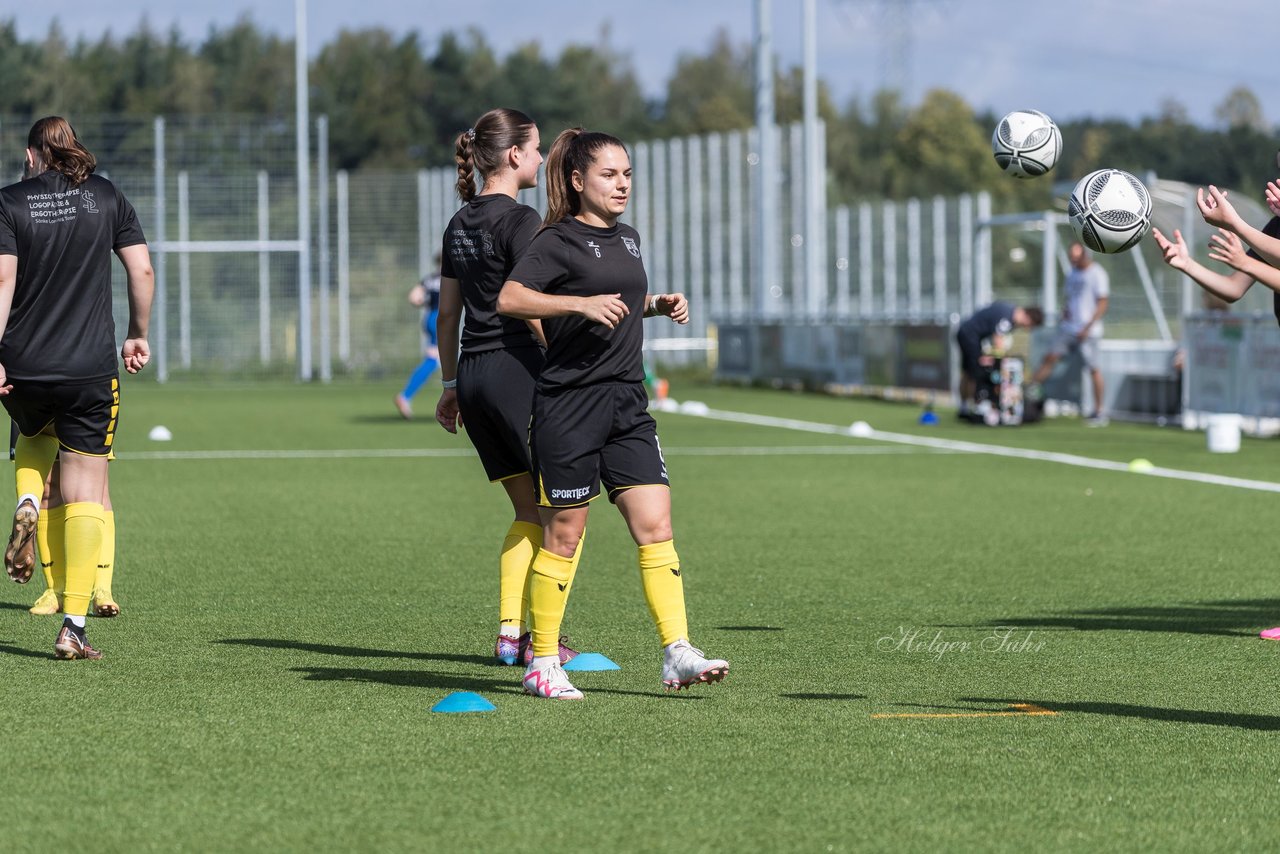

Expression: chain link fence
xmin=1 ymin=113 xmax=1198 ymax=384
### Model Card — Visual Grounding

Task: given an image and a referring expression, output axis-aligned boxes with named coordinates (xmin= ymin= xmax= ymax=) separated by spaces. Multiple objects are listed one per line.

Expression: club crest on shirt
xmin=81 ymin=191 xmax=98 ymax=214
xmin=621 ymin=236 xmax=640 ymax=258
xmin=586 ymin=240 xmax=601 ymax=258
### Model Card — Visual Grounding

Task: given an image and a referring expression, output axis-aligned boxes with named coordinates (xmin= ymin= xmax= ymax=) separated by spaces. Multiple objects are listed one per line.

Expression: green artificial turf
xmin=1 ymin=377 xmax=1276 ymax=851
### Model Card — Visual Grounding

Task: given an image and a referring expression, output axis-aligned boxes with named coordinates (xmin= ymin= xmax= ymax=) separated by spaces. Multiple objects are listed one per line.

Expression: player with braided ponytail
xmin=433 ymin=108 xmax=579 ymax=666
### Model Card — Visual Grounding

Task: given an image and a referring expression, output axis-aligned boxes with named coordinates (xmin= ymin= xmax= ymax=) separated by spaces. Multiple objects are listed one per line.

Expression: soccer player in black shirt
xmin=1152 ymin=181 xmax=1280 ymax=641
xmin=0 ymin=117 xmax=153 ymax=659
xmin=498 ymin=128 xmax=728 ymax=699
xmin=431 ymin=108 xmax=578 ymax=666
xmin=1152 ymin=200 xmax=1280 ymax=327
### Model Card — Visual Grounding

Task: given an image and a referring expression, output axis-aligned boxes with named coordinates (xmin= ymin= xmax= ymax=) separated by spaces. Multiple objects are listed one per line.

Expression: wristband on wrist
xmin=442 ymin=378 xmax=458 ymax=389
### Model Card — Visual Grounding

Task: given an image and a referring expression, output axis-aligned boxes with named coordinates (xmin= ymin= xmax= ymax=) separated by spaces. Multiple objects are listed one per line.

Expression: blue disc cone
xmin=919 ymin=410 xmax=939 ymax=425
xmin=431 ymin=691 xmax=497 ymax=713
xmin=562 ymin=652 xmax=621 ymax=672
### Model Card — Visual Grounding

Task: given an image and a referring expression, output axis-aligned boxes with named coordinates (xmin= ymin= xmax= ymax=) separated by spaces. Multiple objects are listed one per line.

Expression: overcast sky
xmin=1 ymin=0 xmax=1276 ymax=129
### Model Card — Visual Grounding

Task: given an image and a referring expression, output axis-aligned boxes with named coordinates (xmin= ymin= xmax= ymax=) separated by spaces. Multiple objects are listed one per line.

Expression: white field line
xmin=115 ymin=444 xmax=947 ymax=462
xmin=679 ymin=406 xmax=1280 ymax=495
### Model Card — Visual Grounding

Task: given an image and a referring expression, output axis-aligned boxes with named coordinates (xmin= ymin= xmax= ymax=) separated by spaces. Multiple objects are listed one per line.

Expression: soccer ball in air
xmin=1068 ymin=169 xmax=1153 ymax=254
xmin=991 ymin=110 xmax=1061 ymax=178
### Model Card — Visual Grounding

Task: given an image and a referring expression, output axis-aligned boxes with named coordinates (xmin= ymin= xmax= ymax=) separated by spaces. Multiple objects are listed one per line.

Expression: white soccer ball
xmin=1068 ymin=168 xmax=1153 ymax=254
xmin=992 ymin=110 xmax=1061 ymax=179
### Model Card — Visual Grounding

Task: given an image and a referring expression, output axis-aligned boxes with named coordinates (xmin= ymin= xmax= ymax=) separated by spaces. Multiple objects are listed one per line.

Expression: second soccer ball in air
xmin=992 ymin=110 xmax=1061 ymax=178
xmin=1067 ymin=168 xmax=1153 ymax=254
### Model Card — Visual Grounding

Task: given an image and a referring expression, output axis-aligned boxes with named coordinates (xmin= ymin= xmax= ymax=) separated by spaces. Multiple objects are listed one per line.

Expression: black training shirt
xmin=959 ymin=301 xmax=1016 ymax=341
xmin=1245 ymin=216 xmax=1280 ymax=327
xmin=440 ymin=194 xmax=541 ymax=352
xmin=508 ymin=217 xmax=648 ymax=392
xmin=0 ymin=171 xmax=146 ymax=382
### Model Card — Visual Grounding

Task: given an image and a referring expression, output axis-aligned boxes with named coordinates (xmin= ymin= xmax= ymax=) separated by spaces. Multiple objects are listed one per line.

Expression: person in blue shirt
xmin=393 ymin=254 xmax=442 ymax=419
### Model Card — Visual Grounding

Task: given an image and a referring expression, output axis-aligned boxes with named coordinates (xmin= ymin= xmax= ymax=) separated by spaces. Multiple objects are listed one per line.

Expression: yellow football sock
xmin=36 ymin=510 xmax=52 ymax=588
xmin=13 ymin=433 xmax=59 ymax=503
xmin=639 ymin=539 xmax=688 ymax=647
xmin=522 ymin=527 xmax=585 ymax=630
xmin=95 ymin=510 xmax=115 ymax=594
xmin=62 ymin=503 xmax=104 ymax=618
xmin=46 ymin=505 xmax=66 ymax=594
xmin=527 ymin=548 xmax=577 ymax=658
xmin=500 ymin=521 xmax=541 ymax=630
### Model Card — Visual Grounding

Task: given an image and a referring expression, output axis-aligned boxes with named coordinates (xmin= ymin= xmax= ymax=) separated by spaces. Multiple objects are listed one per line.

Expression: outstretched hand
xmin=1196 ymin=185 xmax=1241 ymax=231
xmin=1266 ymin=179 xmax=1280 ymax=218
xmin=1208 ymin=228 xmax=1250 ymax=272
xmin=1151 ymin=227 xmax=1190 ymax=271
xmin=651 ymin=292 xmax=689 ymax=324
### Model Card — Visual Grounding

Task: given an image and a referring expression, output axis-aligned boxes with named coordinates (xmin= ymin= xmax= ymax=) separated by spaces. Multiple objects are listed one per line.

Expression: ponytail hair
xmin=542 ymin=128 xmax=627 ymax=227
xmin=454 ymin=107 xmax=537 ymax=202
xmin=26 ymin=116 xmax=96 ymax=186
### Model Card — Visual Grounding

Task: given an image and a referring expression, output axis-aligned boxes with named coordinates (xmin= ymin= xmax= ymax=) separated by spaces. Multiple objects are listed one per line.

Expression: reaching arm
xmin=1152 ymin=227 xmax=1256 ymax=303
xmin=1207 ymin=228 xmax=1280 ymax=294
xmin=496 ymin=280 xmax=629 ymax=329
xmin=115 ymin=243 xmax=154 ymax=374
xmin=1197 ymin=185 xmax=1280 ymax=268
xmin=434 ymin=277 xmax=463 ymax=434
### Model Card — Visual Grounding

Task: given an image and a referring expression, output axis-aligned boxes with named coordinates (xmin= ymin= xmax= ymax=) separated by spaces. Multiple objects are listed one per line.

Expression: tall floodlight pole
xmin=802 ymin=0 xmax=826 ymax=318
xmin=295 ymin=0 xmax=313 ymax=380
xmin=754 ymin=0 xmax=779 ymax=319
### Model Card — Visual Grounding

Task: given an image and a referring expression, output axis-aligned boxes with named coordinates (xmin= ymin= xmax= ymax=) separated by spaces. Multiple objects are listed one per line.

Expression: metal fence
xmin=1 ymin=114 xmax=1205 ymax=382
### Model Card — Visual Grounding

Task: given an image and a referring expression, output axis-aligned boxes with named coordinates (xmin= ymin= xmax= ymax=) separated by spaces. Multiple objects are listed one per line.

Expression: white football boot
xmin=661 ymin=639 xmax=729 ymax=691
xmin=522 ymin=659 xmax=585 ymax=700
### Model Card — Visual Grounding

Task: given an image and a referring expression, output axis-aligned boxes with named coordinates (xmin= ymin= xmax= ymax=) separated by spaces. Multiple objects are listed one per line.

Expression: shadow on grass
xmin=215 ymin=638 xmax=492 ymax=666
xmin=716 ymin=626 xmax=784 ymax=632
xmin=781 ymin=693 xmax=866 ymax=701
xmin=962 ymin=697 xmax=1280 ymax=731
xmin=294 ymin=666 xmax=523 ymax=694
xmin=293 ymin=666 xmax=704 ymax=700
xmin=0 ymin=641 xmax=48 ymax=659
xmin=959 ymin=598 xmax=1280 ymax=638
xmin=348 ymin=414 xmax=420 ymax=425
xmin=0 ymin=601 xmax=34 ymax=612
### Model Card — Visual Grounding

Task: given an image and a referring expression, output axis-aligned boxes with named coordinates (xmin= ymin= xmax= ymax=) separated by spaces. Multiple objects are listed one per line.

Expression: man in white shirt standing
xmin=1031 ymin=242 xmax=1110 ymax=425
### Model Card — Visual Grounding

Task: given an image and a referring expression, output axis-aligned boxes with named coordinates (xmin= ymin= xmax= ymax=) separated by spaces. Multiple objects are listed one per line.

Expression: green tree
xmin=662 ymin=31 xmax=753 ymax=135
xmin=312 ymin=28 xmax=434 ymax=169
xmin=1214 ymin=86 xmax=1266 ymax=133
xmin=199 ymin=18 xmax=293 ymax=114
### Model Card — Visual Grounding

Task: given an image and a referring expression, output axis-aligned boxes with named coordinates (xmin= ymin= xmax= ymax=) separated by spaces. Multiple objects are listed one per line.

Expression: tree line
xmin=1 ymin=18 xmax=1274 ymax=209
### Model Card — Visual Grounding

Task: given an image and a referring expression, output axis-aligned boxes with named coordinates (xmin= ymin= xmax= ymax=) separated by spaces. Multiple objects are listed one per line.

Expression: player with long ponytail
xmin=432 ymin=108 xmax=579 ymax=666
xmin=497 ymin=127 xmax=729 ymax=700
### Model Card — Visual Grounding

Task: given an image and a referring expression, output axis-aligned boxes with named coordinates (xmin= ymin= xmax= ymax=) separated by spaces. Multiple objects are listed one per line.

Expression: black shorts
xmin=531 ymin=381 xmax=669 ymax=508
xmin=956 ymin=330 xmax=983 ymax=380
xmin=457 ymin=346 xmax=544 ymax=482
xmin=2 ymin=376 xmax=119 ymax=457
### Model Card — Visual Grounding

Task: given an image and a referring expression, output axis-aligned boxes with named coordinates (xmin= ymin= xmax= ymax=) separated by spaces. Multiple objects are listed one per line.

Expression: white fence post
xmin=317 ymin=115 xmax=331 ymax=382
xmin=336 ymin=169 xmax=350 ymax=364
xmin=258 ymin=171 xmax=271 ymax=364
xmin=177 ymin=170 xmax=191 ymax=369
xmin=153 ymin=116 xmax=168 ymax=383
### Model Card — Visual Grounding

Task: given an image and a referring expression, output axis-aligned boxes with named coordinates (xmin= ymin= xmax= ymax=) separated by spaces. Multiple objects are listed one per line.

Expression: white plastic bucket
xmin=1207 ymin=414 xmax=1242 ymax=453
